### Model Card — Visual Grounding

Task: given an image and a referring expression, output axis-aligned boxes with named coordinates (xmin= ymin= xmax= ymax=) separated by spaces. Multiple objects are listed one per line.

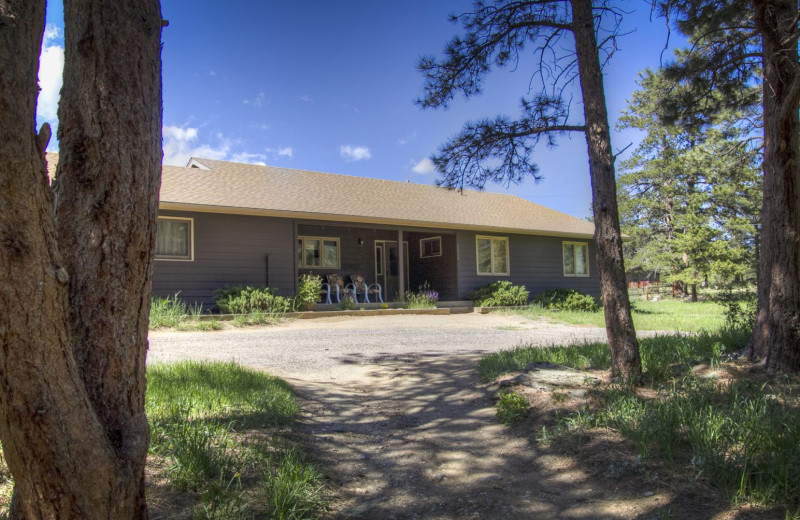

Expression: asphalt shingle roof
xmin=160 ymin=158 xmax=595 ymax=238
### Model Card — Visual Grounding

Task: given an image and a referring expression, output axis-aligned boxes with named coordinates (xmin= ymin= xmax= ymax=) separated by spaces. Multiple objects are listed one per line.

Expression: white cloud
xmin=411 ymin=158 xmax=436 ymax=174
xmin=242 ymin=92 xmax=266 ymax=107
xmin=162 ymin=125 xmax=231 ymax=166
xmin=277 ymin=147 xmax=293 ymax=159
xmin=339 ymin=145 xmax=371 ymax=162
xmin=231 ymin=152 xmax=267 ymax=166
xmin=299 ymin=95 xmax=313 ymax=103
xmin=37 ymin=25 xmax=64 ymax=122
xmin=397 ymin=131 xmax=417 ymax=146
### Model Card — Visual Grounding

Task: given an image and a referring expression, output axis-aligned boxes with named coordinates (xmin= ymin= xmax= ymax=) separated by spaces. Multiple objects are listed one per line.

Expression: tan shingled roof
xmin=160 ymin=158 xmax=595 ymax=238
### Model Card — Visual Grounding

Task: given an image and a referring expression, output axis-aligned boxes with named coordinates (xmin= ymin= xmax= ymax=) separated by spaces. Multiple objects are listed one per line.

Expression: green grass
xmin=150 ymin=294 xmax=225 ymax=331
xmin=514 ymin=299 xmax=727 ymax=332
xmin=147 ymin=361 xmax=324 ymax=519
xmin=231 ymin=311 xmax=284 ymax=327
xmin=496 ymin=390 xmax=530 ymax=425
xmin=481 ymin=323 xmax=800 ymax=512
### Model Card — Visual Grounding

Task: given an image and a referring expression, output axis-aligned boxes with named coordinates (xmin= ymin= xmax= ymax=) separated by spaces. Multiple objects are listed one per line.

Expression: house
xmin=152 ymin=158 xmax=600 ymax=306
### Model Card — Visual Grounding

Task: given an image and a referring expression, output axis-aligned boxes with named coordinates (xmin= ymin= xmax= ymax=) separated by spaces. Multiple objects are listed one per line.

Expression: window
xmin=563 ymin=241 xmax=589 ymax=277
xmin=297 ymin=236 xmax=340 ymax=268
xmin=155 ymin=217 xmax=193 ymax=261
xmin=420 ymin=236 xmax=442 ymax=258
xmin=476 ymin=236 xmax=509 ymax=275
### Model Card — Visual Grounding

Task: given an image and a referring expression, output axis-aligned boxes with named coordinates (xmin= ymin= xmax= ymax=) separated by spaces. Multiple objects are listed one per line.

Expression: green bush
xmin=533 ymin=288 xmax=600 ymax=312
xmin=467 ymin=281 xmax=529 ymax=307
xmin=215 ymin=286 xmax=295 ymax=314
xmin=496 ymin=390 xmax=530 ymax=425
xmin=296 ymin=274 xmax=323 ymax=311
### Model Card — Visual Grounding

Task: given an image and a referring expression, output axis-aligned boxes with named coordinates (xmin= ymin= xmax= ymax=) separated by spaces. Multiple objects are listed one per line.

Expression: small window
xmin=563 ymin=241 xmax=589 ymax=277
xmin=420 ymin=236 xmax=442 ymax=258
xmin=155 ymin=217 xmax=193 ymax=261
xmin=476 ymin=236 xmax=509 ymax=275
xmin=297 ymin=236 xmax=340 ymax=269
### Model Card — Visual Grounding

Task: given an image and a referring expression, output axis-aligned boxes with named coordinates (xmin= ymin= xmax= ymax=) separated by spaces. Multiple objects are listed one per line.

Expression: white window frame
xmin=155 ymin=216 xmax=194 ymax=261
xmin=298 ymin=236 xmax=341 ymax=269
xmin=562 ymin=241 xmax=590 ymax=277
xmin=420 ymin=236 xmax=442 ymax=258
xmin=475 ymin=235 xmax=510 ymax=276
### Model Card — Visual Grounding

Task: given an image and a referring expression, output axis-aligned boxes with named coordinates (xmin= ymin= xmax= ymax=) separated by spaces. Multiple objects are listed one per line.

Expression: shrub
xmin=406 ymin=281 xmax=439 ymax=309
xmin=533 ymin=288 xmax=600 ymax=312
xmin=295 ymin=274 xmax=323 ymax=311
xmin=339 ymin=295 xmax=354 ymax=311
xmin=467 ymin=281 xmax=529 ymax=307
xmin=150 ymin=293 xmax=189 ymax=329
xmin=496 ymin=390 xmax=529 ymax=425
xmin=215 ymin=286 xmax=295 ymax=314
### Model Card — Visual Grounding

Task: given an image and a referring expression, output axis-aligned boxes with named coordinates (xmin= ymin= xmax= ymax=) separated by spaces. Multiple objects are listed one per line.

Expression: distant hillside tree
xmin=658 ymin=0 xmax=800 ymax=372
xmin=0 ymin=0 xmax=163 ymax=516
xmin=418 ymin=0 xmax=641 ymax=381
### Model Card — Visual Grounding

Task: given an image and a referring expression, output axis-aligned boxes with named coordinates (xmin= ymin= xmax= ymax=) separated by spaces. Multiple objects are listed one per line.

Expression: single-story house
xmin=151 ymin=158 xmax=600 ymax=306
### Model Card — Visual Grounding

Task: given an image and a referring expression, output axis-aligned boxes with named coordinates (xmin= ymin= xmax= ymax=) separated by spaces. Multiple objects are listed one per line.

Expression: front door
xmin=375 ymin=240 xmax=409 ymax=301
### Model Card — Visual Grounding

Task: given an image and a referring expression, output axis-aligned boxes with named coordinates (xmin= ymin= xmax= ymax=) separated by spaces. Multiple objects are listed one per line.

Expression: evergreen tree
xmin=418 ymin=0 xmax=641 ymax=381
xmin=658 ymin=0 xmax=800 ymax=373
xmin=618 ymin=69 xmax=761 ymax=300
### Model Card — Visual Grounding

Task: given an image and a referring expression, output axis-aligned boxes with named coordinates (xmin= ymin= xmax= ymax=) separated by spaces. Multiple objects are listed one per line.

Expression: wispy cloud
xmin=299 ymin=95 xmax=313 ymax=103
xmin=397 ymin=131 xmax=417 ymax=146
xmin=231 ymin=152 xmax=267 ymax=166
xmin=242 ymin=92 xmax=266 ymax=107
xmin=411 ymin=158 xmax=436 ymax=174
xmin=265 ymin=146 xmax=294 ymax=160
xmin=339 ymin=145 xmax=371 ymax=162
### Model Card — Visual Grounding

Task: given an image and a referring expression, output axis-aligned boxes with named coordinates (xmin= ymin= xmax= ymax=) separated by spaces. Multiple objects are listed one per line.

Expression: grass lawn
xmin=480 ymin=313 xmax=800 ymax=515
xmin=0 ymin=361 xmax=325 ymax=519
xmin=514 ymin=298 xmax=727 ymax=332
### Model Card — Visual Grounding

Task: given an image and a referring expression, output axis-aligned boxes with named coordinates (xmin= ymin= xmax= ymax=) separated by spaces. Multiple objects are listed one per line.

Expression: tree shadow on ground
xmin=289 ymin=353 xmax=787 ymax=520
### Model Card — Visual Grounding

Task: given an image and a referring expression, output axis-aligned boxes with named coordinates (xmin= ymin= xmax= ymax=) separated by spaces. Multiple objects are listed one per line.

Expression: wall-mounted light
xmin=357 ymin=238 xmax=364 ymax=247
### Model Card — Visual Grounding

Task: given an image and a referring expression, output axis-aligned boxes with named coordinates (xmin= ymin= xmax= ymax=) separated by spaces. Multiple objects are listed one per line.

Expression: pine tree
xmin=418 ymin=0 xmax=641 ymax=381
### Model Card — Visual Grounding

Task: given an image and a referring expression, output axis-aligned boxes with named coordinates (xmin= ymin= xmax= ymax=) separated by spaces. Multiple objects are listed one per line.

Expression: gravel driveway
xmin=147 ymin=312 xmax=610 ymax=380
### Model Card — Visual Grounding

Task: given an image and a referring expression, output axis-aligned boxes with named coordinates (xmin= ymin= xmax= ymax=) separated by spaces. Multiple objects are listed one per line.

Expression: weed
xmin=533 ymin=288 xmax=600 ymax=312
xmin=406 ymin=281 xmax=439 ymax=309
xmin=215 ymin=286 xmax=295 ymax=314
xmin=496 ymin=390 xmax=529 ymax=426
xmin=261 ymin=447 xmax=325 ymax=520
xmin=150 ymin=293 xmax=189 ymax=328
xmin=296 ymin=274 xmax=323 ymax=311
xmin=339 ymin=295 xmax=354 ymax=311
xmin=232 ymin=312 xmax=283 ymax=327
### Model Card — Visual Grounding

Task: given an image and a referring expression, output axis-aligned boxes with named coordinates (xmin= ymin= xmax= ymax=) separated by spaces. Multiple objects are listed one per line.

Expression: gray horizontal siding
xmin=152 ymin=211 xmax=295 ymax=308
xmin=456 ymin=231 xmax=600 ymax=300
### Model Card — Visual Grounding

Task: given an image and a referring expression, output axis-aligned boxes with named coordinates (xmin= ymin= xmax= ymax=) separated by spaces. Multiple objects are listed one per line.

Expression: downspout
xmin=397 ymin=228 xmax=405 ymax=300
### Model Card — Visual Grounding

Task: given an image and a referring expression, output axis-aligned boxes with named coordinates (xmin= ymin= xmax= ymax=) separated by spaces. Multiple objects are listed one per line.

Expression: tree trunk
xmin=750 ymin=0 xmax=800 ymax=373
xmin=571 ymin=0 xmax=642 ymax=381
xmin=0 ymin=0 xmax=163 ymax=517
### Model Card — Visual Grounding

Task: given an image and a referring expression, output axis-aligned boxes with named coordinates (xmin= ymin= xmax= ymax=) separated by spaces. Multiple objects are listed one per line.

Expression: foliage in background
xmin=215 ymin=286 xmax=295 ymax=315
xmin=296 ymin=274 xmax=323 ymax=311
xmin=406 ymin=281 xmax=439 ymax=309
xmin=532 ymin=288 xmax=600 ymax=312
xmin=616 ymin=67 xmax=761 ymax=298
xmin=147 ymin=361 xmax=324 ymax=519
xmin=467 ymin=281 xmax=529 ymax=307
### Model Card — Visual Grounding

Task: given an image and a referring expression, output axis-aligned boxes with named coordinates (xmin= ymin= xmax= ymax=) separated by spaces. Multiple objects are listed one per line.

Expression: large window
xmin=420 ymin=236 xmax=442 ymax=258
xmin=297 ymin=236 xmax=340 ymax=269
xmin=563 ymin=241 xmax=589 ymax=276
xmin=476 ymin=236 xmax=509 ymax=275
xmin=156 ymin=217 xmax=193 ymax=261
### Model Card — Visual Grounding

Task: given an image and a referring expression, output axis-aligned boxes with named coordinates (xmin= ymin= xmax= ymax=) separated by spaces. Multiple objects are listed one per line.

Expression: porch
xmin=295 ymin=222 xmax=459 ymax=303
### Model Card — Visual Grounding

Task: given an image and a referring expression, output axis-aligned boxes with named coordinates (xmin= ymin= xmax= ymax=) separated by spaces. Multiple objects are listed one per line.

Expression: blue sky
xmin=38 ymin=1 xmax=675 ymax=219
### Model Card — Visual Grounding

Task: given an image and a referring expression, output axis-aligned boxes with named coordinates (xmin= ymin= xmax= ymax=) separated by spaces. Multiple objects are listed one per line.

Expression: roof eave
xmin=158 ymin=201 xmax=596 ymax=239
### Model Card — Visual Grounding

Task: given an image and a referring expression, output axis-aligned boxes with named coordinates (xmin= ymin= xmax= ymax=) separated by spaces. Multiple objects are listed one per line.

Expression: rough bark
xmin=571 ymin=0 xmax=642 ymax=381
xmin=0 ymin=0 xmax=162 ymax=517
xmin=749 ymin=0 xmax=800 ymax=373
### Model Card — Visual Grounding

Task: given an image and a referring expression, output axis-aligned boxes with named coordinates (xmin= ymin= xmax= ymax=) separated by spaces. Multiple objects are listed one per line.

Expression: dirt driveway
xmin=147 ymin=313 xmax=734 ymax=519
